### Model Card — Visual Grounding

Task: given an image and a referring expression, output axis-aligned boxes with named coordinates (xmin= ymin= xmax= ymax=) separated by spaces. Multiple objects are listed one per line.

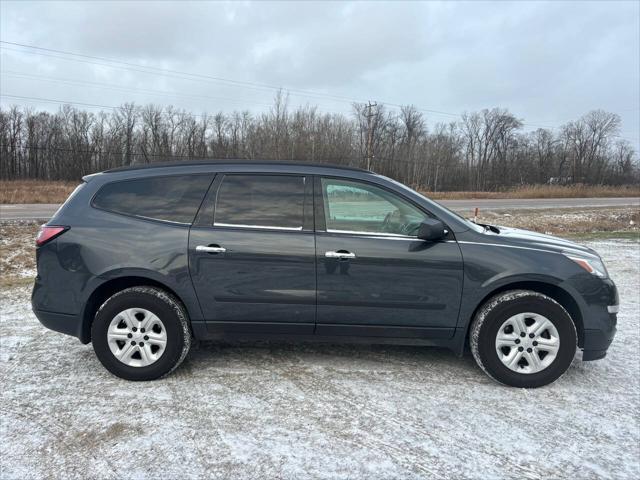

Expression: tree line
xmin=1 ymin=94 xmax=637 ymax=191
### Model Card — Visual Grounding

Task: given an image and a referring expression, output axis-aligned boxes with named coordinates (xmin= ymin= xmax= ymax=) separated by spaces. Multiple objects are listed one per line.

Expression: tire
xmin=91 ymin=286 xmax=191 ymax=381
xmin=470 ymin=290 xmax=577 ymax=388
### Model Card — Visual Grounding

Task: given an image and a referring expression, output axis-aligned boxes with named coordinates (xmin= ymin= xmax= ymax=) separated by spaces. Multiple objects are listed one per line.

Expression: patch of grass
xmin=471 ymin=206 xmax=639 ymax=236
xmin=0 ymin=180 xmax=79 ymax=204
xmin=423 ymin=184 xmax=640 ymax=200
xmin=0 ymin=276 xmax=35 ymax=288
xmin=562 ymin=231 xmax=640 ymax=241
xmin=1 ymin=221 xmax=39 ymax=278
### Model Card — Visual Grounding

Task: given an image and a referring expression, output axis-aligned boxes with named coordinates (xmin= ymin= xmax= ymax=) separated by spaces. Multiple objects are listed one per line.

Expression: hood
xmin=485 ymin=226 xmax=599 ymax=257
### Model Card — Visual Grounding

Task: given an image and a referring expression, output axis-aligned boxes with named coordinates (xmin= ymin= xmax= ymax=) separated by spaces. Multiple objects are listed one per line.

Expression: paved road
xmin=1 ymin=197 xmax=638 ymax=221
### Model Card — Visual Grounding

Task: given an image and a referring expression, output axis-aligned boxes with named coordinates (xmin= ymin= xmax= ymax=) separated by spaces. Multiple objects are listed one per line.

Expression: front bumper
xmin=577 ymin=276 xmax=618 ymax=361
xmin=582 ymin=315 xmax=617 ymax=361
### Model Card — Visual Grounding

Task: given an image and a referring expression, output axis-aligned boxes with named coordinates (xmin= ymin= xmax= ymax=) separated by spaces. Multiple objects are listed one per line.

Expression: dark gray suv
xmin=32 ymin=161 xmax=619 ymax=387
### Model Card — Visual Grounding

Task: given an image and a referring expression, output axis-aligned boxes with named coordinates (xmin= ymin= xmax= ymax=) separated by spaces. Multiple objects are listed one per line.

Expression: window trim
xmin=324 ymin=229 xmax=417 ymax=239
xmin=211 ymin=173 xmax=312 ymax=233
xmin=90 ymin=172 xmax=215 ymax=226
xmin=214 ymin=222 xmax=303 ymax=232
xmin=315 ymin=175 xmax=437 ymax=238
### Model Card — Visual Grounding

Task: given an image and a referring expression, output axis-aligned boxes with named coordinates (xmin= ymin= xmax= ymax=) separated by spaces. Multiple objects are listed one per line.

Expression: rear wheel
xmin=91 ymin=286 xmax=191 ymax=380
xmin=470 ymin=290 xmax=577 ymax=388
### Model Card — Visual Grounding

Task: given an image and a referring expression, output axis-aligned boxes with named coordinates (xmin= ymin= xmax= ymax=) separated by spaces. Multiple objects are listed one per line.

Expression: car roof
xmin=103 ymin=159 xmax=371 ymax=174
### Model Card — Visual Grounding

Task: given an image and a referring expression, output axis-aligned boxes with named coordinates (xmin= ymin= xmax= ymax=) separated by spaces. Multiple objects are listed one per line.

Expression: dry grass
xmin=0 ymin=221 xmax=39 ymax=287
xmin=0 ymin=180 xmax=79 ymax=204
xmin=474 ymin=206 xmax=640 ymax=236
xmin=1 ymin=180 xmax=639 ymax=204
xmin=423 ymin=184 xmax=640 ymax=200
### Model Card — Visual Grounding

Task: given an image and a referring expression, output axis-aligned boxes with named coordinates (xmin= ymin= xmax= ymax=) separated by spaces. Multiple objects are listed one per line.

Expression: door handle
xmin=325 ymin=250 xmax=356 ymax=259
xmin=196 ymin=245 xmax=227 ymax=254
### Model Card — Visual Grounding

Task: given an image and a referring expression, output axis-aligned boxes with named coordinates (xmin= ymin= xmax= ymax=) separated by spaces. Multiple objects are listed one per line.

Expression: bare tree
xmin=0 ymin=102 xmax=636 ymax=189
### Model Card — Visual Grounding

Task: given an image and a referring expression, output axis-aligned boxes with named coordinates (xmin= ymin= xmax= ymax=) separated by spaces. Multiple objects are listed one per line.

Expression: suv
xmin=32 ymin=161 xmax=618 ymax=387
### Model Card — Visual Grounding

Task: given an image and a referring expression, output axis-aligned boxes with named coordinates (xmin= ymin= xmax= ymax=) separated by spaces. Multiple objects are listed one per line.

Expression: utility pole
xmin=365 ymin=101 xmax=377 ymax=170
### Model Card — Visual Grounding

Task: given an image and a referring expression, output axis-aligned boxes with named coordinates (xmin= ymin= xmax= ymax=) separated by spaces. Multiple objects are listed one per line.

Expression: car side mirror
xmin=417 ymin=218 xmax=447 ymax=241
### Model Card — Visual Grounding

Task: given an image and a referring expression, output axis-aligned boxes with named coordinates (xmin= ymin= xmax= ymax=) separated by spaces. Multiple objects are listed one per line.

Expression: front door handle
xmin=196 ymin=245 xmax=227 ymax=254
xmin=325 ymin=250 xmax=356 ymax=259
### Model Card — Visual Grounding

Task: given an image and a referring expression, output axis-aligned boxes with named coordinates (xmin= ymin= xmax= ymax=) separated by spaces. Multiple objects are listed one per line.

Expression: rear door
xmin=189 ymin=173 xmax=316 ymax=335
xmin=314 ymin=176 xmax=464 ymax=339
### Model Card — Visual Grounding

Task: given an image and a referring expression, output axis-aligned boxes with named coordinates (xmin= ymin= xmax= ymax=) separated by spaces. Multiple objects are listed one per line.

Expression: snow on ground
xmin=1 ymin=240 xmax=639 ymax=479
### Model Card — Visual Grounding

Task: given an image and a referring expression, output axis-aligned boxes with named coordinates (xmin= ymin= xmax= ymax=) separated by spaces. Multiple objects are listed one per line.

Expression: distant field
xmin=0 ymin=180 xmax=79 ymax=204
xmin=0 ymin=180 xmax=638 ymax=204
xmin=423 ymin=184 xmax=640 ymax=200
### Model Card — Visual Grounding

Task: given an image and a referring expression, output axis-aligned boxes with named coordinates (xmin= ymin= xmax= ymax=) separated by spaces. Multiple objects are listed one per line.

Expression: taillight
xmin=36 ymin=225 xmax=69 ymax=247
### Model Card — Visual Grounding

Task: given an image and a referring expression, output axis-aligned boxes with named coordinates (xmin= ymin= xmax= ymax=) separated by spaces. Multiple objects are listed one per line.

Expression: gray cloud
xmin=1 ymin=0 xmax=638 ymax=146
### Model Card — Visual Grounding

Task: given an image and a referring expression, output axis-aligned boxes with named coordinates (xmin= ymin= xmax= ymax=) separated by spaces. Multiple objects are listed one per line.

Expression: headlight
xmin=564 ymin=253 xmax=608 ymax=278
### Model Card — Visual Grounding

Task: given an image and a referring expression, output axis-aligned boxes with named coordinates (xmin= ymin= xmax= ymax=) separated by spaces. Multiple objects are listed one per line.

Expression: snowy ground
xmin=1 ymin=240 xmax=639 ymax=479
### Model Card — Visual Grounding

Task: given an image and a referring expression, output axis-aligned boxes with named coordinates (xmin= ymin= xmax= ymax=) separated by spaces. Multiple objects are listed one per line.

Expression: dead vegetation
xmin=423 ymin=184 xmax=640 ymax=200
xmin=472 ymin=206 xmax=640 ymax=236
xmin=0 ymin=180 xmax=79 ymax=204
xmin=1 ymin=180 xmax=638 ymax=204
xmin=0 ymin=222 xmax=39 ymax=288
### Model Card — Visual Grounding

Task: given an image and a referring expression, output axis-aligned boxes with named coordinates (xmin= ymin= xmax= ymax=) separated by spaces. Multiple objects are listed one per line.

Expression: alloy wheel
xmin=107 ymin=308 xmax=167 ymax=367
xmin=495 ymin=312 xmax=560 ymax=374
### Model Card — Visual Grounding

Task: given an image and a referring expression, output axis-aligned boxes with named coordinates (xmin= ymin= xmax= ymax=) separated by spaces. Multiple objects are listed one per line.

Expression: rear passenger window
xmin=93 ymin=174 xmax=213 ymax=224
xmin=215 ymin=175 xmax=305 ymax=230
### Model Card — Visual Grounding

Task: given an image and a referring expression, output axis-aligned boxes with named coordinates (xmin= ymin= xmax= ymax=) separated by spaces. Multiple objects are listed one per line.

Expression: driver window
xmin=321 ymin=178 xmax=426 ymax=236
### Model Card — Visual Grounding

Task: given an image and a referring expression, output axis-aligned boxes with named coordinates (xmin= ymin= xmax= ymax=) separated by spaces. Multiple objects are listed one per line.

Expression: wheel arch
xmin=80 ymin=276 xmax=190 ymax=344
xmin=463 ymin=280 xmax=584 ymax=349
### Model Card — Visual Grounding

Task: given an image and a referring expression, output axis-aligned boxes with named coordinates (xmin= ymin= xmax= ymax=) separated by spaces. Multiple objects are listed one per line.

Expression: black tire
xmin=91 ymin=286 xmax=191 ymax=381
xmin=470 ymin=290 xmax=577 ymax=388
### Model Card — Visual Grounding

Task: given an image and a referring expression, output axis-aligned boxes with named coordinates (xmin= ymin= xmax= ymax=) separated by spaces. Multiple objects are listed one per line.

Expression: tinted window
xmin=322 ymin=178 xmax=425 ymax=236
xmin=215 ymin=175 xmax=305 ymax=230
xmin=93 ymin=174 xmax=213 ymax=224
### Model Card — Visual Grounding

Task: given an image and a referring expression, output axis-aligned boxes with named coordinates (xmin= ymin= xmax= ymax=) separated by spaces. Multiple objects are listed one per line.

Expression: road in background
xmin=1 ymin=197 xmax=639 ymax=221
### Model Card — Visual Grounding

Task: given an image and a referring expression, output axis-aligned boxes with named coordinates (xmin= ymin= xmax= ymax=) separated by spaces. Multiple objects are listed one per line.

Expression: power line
xmin=0 ymin=41 xmax=484 ymax=121
xmin=2 ymin=40 xmax=615 ymax=131
xmin=0 ymin=93 xmax=350 ymax=119
xmin=1 ymin=40 xmax=364 ymax=103
xmin=0 ymin=93 xmax=221 ymax=116
xmin=1 ymin=71 xmax=275 ymax=109
xmin=0 ymin=70 xmax=351 ymax=116
xmin=1 ymin=94 xmax=134 ymax=112
xmin=0 ymin=42 xmax=362 ymax=106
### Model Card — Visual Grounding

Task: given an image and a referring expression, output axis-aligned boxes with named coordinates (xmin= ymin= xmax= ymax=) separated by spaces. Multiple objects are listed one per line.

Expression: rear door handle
xmin=325 ymin=250 xmax=356 ymax=259
xmin=196 ymin=245 xmax=227 ymax=254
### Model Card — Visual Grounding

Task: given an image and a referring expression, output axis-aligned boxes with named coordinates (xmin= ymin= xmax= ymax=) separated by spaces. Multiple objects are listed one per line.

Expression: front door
xmin=314 ymin=176 xmax=464 ymax=339
xmin=189 ymin=173 xmax=316 ymax=335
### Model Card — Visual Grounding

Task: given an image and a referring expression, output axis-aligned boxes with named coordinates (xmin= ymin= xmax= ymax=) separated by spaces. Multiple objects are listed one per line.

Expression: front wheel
xmin=91 ymin=286 xmax=191 ymax=380
xmin=470 ymin=290 xmax=577 ymax=388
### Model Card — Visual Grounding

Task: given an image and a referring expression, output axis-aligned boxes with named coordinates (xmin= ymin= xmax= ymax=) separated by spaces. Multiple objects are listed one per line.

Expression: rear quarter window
xmin=93 ymin=174 xmax=214 ymax=224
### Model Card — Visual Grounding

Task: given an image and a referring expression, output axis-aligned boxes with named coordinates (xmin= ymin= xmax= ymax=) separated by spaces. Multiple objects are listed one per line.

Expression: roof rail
xmin=104 ymin=159 xmax=371 ymax=174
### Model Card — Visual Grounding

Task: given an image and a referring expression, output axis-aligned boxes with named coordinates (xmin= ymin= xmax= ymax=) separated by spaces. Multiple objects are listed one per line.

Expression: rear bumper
xmin=32 ymin=308 xmax=86 ymax=343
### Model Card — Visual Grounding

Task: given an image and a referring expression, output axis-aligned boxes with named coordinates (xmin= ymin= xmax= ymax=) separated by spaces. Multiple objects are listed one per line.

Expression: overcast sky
xmin=1 ymin=0 xmax=638 ymax=147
